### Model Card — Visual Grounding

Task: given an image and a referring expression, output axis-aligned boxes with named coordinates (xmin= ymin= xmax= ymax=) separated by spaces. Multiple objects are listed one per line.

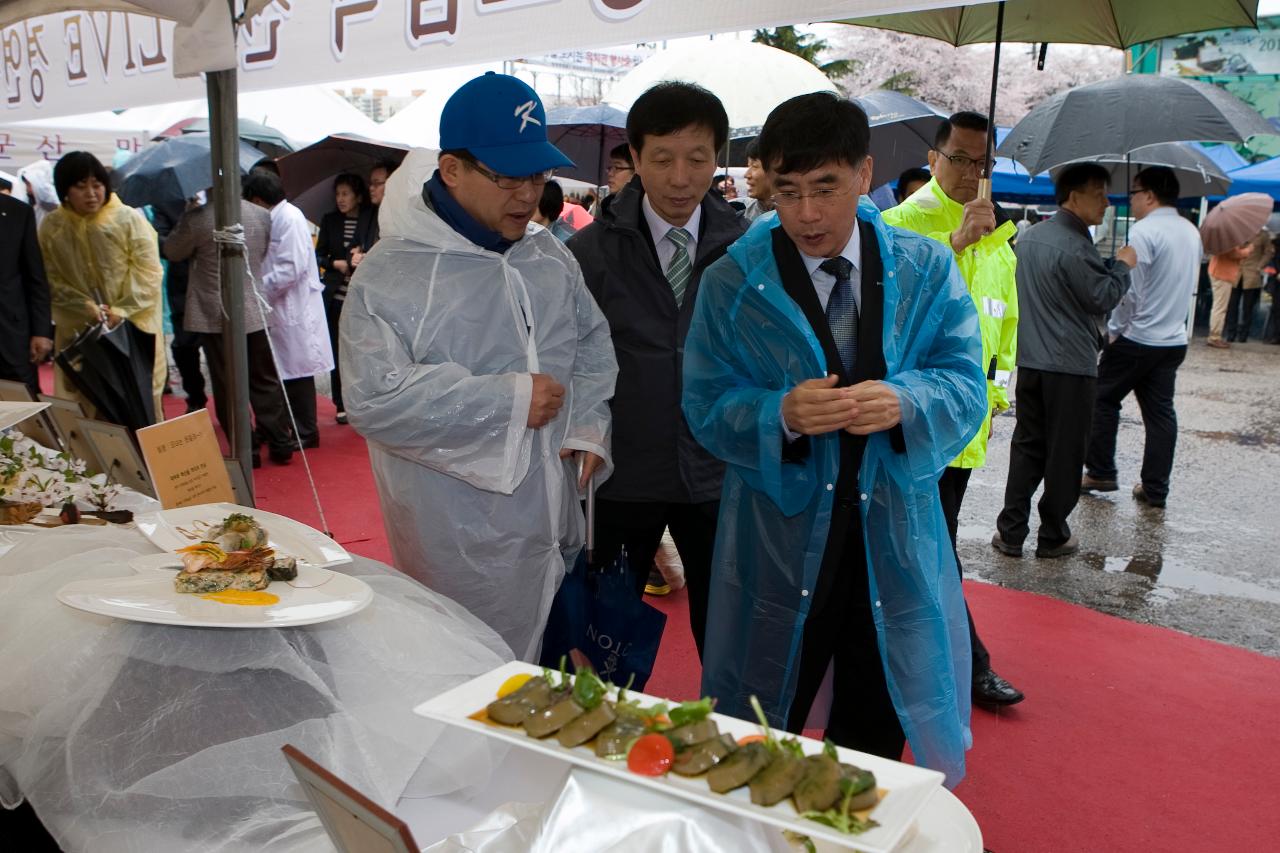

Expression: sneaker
xmin=1081 ymin=474 xmax=1118 ymax=493
xmin=644 ymin=566 xmax=671 ymax=596
xmin=335 ymin=411 xmax=349 ymax=425
xmin=1132 ymin=483 xmax=1166 ymax=508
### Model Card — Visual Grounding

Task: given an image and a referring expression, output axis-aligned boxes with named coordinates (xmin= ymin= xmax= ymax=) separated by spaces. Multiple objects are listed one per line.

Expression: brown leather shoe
xmin=1035 ymin=535 xmax=1079 ymax=559
xmin=991 ymin=532 xmax=1023 ymax=557
xmin=1133 ymin=483 xmax=1166 ymax=508
xmin=1206 ymin=338 xmax=1231 ymax=349
xmin=1081 ymin=474 xmax=1118 ymax=493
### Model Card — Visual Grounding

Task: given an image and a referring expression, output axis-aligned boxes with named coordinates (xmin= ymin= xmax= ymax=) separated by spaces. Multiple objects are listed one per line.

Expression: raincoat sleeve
xmin=992 ymin=244 xmax=1019 ymax=413
xmin=882 ymin=252 xmax=987 ymax=485
xmin=40 ymin=215 xmax=95 ymax=323
xmin=339 ymin=273 xmax=536 ymax=495
xmin=558 ymin=267 xmax=618 ymax=483
xmin=682 ymin=259 xmax=801 ymax=514
xmin=107 ymin=208 xmax=163 ymax=322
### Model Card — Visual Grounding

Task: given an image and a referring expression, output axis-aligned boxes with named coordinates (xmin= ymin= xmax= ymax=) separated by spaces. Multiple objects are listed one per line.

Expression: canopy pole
xmin=979 ymin=1 xmax=1006 ymax=201
xmin=206 ymin=58 xmax=254 ymax=503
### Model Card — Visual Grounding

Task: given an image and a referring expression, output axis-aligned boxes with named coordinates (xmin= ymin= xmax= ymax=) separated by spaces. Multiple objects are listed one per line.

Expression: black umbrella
xmin=277 ymin=133 xmax=411 ymax=223
xmin=55 ymin=319 xmax=157 ymax=432
xmin=545 ymin=104 xmax=629 ymax=187
xmin=113 ymin=132 xmax=263 ymax=208
xmin=179 ymin=117 xmax=296 ymax=159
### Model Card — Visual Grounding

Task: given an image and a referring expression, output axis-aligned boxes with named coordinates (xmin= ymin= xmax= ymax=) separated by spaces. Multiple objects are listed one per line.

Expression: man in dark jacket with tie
xmin=568 ymin=82 xmax=746 ymax=657
xmin=0 ymin=192 xmax=53 ymax=396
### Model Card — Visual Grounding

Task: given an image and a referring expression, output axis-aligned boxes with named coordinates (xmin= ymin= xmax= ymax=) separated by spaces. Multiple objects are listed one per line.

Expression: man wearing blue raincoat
xmin=682 ymin=93 xmax=987 ymax=786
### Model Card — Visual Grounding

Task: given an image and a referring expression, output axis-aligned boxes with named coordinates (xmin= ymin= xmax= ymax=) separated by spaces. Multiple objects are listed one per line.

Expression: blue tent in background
xmin=1198 ymin=143 xmax=1248 ymax=174
xmin=1222 ymin=157 xmax=1280 ymax=201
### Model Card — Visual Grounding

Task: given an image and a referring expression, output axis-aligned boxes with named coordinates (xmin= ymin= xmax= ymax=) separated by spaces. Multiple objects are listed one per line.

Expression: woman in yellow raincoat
xmin=39 ymin=151 xmax=165 ymax=420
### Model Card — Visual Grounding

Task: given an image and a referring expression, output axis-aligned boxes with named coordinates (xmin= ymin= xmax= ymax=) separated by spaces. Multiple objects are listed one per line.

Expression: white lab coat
xmin=339 ymin=149 xmax=618 ymax=661
xmin=262 ymin=200 xmax=333 ymax=380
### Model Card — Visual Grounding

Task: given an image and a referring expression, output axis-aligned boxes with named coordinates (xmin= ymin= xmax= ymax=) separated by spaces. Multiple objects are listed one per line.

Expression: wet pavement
xmin=958 ymin=339 xmax=1280 ymax=658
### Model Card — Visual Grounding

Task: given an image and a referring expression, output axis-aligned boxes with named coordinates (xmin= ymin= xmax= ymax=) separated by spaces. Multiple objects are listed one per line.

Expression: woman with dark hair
xmin=39 ymin=150 xmax=165 ymax=420
xmin=316 ymin=172 xmax=375 ymax=423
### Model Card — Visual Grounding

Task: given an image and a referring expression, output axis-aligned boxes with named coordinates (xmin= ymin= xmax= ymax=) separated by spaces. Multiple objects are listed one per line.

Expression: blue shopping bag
xmin=538 ymin=467 xmax=666 ymax=690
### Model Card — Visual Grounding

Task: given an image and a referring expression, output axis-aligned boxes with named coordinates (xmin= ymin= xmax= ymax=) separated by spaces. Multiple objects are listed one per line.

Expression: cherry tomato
xmin=627 ymin=733 xmax=675 ymax=776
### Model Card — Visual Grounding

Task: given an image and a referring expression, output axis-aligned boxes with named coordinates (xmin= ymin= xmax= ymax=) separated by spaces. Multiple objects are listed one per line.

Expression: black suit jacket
xmin=0 ymin=194 xmax=52 ymax=384
xmin=316 ymin=206 xmax=377 ymax=297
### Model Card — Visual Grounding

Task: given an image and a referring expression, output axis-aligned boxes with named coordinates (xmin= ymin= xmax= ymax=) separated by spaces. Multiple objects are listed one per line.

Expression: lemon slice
xmin=497 ymin=673 xmax=533 ymax=699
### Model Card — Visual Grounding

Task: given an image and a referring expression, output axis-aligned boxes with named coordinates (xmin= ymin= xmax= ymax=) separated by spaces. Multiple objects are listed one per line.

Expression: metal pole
xmin=978 ymin=1 xmax=1006 ymax=201
xmin=205 ymin=61 xmax=254 ymax=503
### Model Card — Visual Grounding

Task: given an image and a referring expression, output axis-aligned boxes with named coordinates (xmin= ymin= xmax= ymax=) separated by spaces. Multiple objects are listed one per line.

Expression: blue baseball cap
xmin=440 ymin=72 xmax=574 ymax=177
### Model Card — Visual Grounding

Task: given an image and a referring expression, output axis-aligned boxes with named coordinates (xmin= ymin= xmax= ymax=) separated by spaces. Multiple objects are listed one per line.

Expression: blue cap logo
xmin=440 ymin=72 xmax=573 ymax=177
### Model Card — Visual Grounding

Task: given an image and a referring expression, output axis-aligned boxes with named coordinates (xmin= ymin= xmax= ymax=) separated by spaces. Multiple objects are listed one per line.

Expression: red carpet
xmin=137 ymin=388 xmax=1280 ymax=851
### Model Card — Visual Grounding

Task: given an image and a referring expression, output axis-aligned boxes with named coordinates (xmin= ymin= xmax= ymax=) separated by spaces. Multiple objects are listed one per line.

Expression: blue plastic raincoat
xmin=681 ymin=199 xmax=986 ymax=786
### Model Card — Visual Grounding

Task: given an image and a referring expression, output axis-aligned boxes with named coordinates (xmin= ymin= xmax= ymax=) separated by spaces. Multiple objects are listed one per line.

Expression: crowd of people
xmin=3 ymin=69 xmax=1278 ymax=787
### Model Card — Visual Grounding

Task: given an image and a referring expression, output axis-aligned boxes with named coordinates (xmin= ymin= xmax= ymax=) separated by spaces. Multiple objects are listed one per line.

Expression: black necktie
xmin=820 ymin=256 xmax=857 ymax=375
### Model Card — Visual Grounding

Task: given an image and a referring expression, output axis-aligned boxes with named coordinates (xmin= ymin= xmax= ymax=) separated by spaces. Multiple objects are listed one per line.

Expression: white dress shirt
xmin=642 ymin=194 xmax=701 ymax=271
xmin=783 ymin=222 xmax=863 ymax=440
xmin=1108 ymin=207 xmax=1202 ymax=347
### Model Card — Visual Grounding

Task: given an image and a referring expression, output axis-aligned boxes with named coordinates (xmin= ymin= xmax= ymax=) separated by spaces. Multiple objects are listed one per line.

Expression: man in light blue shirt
xmin=1083 ymin=167 xmax=1201 ymax=508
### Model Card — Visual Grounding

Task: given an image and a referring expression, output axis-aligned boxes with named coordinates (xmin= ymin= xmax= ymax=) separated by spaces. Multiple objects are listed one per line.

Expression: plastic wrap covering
xmin=339 ymin=148 xmax=618 ymax=661
xmin=682 ymin=201 xmax=987 ymax=787
xmin=0 ymin=525 xmax=512 ymax=852
xmin=423 ymin=766 xmax=794 ymax=853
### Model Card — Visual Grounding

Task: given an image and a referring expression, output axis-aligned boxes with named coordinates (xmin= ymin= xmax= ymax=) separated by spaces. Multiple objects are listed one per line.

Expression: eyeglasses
xmin=1129 ymin=187 xmax=1150 ymax=196
xmin=464 ymin=158 xmax=554 ymax=190
xmin=770 ymin=185 xmax=855 ymax=208
xmin=934 ymin=150 xmax=996 ymax=174
xmin=606 ymin=163 xmax=634 ymax=174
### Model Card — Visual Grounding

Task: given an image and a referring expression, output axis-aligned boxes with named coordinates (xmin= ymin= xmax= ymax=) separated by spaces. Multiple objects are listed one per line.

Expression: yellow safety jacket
xmin=883 ymin=178 xmax=1018 ymax=469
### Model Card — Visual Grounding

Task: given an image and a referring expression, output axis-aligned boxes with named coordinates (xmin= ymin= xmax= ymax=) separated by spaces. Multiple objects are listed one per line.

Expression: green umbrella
xmin=837 ymin=0 xmax=1261 ymax=191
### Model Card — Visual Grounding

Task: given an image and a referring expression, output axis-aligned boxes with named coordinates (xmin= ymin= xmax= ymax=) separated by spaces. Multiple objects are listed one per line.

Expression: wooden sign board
xmin=136 ymin=409 xmax=235 ymax=508
xmin=281 ymin=745 xmax=418 ymax=853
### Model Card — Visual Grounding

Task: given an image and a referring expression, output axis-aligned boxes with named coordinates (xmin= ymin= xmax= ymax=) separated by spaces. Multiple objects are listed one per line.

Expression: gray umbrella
xmin=1049 ymin=142 xmax=1233 ymax=198
xmin=854 ymin=90 xmax=947 ymax=189
xmin=546 ymin=104 xmax=628 ymax=187
xmin=112 ymin=133 xmax=263 ymax=208
xmin=998 ymin=75 xmax=1276 ymax=176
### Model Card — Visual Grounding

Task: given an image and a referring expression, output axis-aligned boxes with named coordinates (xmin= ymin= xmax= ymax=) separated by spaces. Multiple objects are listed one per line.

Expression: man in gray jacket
xmin=993 ymin=163 xmax=1135 ymax=558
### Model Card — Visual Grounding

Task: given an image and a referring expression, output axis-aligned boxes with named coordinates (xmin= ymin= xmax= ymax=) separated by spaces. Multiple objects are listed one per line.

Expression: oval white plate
xmin=133 ymin=503 xmax=351 ymax=568
xmin=57 ymin=568 xmax=373 ymax=628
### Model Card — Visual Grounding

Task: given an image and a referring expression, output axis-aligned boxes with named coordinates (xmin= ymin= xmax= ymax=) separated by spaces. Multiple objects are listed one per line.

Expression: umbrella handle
xmin=978 ymin=178 xmax=992 ymax=202
xmin=578 ymin=454 xmax=595 ymax=563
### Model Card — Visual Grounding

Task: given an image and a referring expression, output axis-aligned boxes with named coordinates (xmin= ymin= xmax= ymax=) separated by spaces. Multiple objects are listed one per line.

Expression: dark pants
xmin=593 ymin=498 xmax=717 ymax=659
xmin=1225 ymin=286 xmax=1262 ymax=342
xmin=171 ymin=319 xmax=206 ymax=410
xmin=997 ymin=367 xmax=1096 ymax=549
xmin=937 ymin=466 xmax=991 ymax=676
xmin=202 ymin=330 xmax=294 ymax=454
xmin=1086 ymin=337 xmax=1186 ymax=502
xmin=325 ymin=295 xmax=345 ymax=414
xmin=0 ymin=356 xmax=39 ymax=398
xmin=283 ymin=376 xmax=319 ymax=447
xmin=786 ymin=505 xmax=905 ymax=761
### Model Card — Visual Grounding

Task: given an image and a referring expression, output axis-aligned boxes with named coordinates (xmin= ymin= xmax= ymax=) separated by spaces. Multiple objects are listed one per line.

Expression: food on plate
xmin=477 ymin=665 xmax=883 ymax=836
xmin=0 ymin=501 xmax=42 ymax=525
xmin=205 ymin=512 xmax=269 ymax=551
xmin=267 ymin=555 xmax=298 ymax=582
xmin=172 ymin=514 xmax=280 ymax=599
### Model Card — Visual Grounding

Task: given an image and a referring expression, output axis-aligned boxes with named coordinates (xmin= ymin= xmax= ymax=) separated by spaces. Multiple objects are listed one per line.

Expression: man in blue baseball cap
xmin=338 ymin=72 xmax=618 ymax=660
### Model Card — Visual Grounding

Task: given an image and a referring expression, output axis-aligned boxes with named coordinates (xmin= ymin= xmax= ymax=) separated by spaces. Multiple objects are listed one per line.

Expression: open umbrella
xmin=837 ymin=0 xmax=1262 ymax=194
xmin=112 ymin=132 xmax=263 ymax=208
xmin=277 ymin=133 xmax=412 ymax=223
xmin=1200 ymin=192 xmax=1274 ymax=254
xmin=1000 ymin=75 xmax=1276 ymax=176
xmin=855 ymin=89 xmax=947 ymax=188
xmin=1050 ymin=141 xmax=1234 ymax=198
xmin=546 ymin=104 xmax=628 ymax=188
xmin=179 ymin=116 xmax=296 ymax=159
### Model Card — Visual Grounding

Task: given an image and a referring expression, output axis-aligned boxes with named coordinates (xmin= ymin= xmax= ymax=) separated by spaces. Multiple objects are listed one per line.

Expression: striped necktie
xmin=820 ymin=256 xmax=857 ymax=375
xmin=664 ymin=227 xmax=692 ymax=307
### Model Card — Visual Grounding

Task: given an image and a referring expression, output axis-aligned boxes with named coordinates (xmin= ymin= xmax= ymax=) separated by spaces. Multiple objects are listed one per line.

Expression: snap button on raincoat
xmin=339 ymin=150 xmax=618 ymax=661
xmin=681 ymin=200 xmax=987 ymax=786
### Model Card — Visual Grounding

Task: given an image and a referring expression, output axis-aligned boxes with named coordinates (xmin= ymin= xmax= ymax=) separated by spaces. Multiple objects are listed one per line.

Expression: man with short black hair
xmin=884 ymin=110 xmax=1022 ymax=708
xmin=1082 ymin=166 xmax=1201 ymax=509
xmin=0 ymin=190 xmax=52 ymax=397
xmin=340 ymin=72 xmax=617 ymax=661
xmin=994 ymin=163 xmax=1135 ymax=558
xmin=682 ymin=92 xmax=986 ymax=783
xmin=895 ymin=167 xmax=931 ymax=203
xmin=742 ymin=140 xmax=774 ymax=221
xmin=568 ymin=82 xmax=745 ymax=657
xmin=605 ymin=142 xmax=634 ymax=197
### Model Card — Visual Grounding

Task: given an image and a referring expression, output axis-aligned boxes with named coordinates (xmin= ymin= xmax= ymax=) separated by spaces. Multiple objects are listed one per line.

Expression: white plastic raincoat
xmin=340 ymin=149 xmax=618 ymax=661
xmin=682 ymin=201 xmax=987 ymax=787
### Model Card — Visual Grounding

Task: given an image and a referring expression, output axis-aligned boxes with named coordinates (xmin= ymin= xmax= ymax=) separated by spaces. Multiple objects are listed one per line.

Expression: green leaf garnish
xmin=668 ymin=697 xmax=715 ymax=727
xmin=572 ymin=667 xmax=608 ymax=710
xmin=823 ymin=738 xmax=839 ymax=760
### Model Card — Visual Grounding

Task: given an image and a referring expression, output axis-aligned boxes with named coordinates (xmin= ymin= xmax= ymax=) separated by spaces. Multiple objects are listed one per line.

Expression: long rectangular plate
xmin=413 ymin=661 xmax=945 ymax=852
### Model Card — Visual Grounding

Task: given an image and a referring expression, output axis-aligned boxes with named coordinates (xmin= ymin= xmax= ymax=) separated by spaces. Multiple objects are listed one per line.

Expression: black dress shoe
xmin=300 ymin=436 xmax=320 ymax=449
xmin=251 ymin=452 xmax=262 ymax=469
xmin=269 ymin=448 xmax=294 ymax=465
xmin=973 ymin=669 xmax=1025 ymax=707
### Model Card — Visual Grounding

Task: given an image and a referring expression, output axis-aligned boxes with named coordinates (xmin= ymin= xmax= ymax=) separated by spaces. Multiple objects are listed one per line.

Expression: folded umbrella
xmin=112 ymin=132 xmax=264 ymax=208
xmin=55 ymin=320 xmax=157 ymax=432
xmin=277 ymin=133 xmax=411 ymax=223
xmin=1200 ymin=193 xmax=1274 ymax=255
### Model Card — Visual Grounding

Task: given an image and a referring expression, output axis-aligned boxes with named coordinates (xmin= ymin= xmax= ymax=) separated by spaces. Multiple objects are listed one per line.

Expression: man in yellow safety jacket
xmin=883 ymin=111 xmax=1023 ymax=709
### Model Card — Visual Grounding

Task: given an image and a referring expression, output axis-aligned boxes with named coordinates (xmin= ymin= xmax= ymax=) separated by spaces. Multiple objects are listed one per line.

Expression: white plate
xmin=56 ymin=568 xmax=373 ymax=628
xmin=413 ymin=661 xmax=946 ymax=853
xmin=134 ymin=503 xmax=351 ymax=568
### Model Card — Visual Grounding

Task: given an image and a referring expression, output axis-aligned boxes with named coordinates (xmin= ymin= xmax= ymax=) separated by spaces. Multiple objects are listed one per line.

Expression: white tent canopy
xmin=376 ymin=63 xmax=505 ymax=149
xmin=605 ymin=41 xmax=838 ymax=130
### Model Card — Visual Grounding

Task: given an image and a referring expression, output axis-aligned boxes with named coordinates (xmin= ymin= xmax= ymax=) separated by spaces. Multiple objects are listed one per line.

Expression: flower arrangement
xmin=0 ymin=431 xmax=122 ymax=514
